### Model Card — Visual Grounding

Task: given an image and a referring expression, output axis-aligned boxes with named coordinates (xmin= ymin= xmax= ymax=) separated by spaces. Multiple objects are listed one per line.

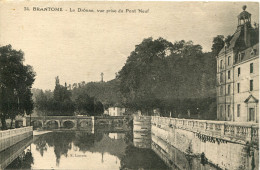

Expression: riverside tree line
xmin=0 ymin=35 xmax=231 ymax=129
xmin=33 ymin=76 xmax=104 ymax=117
xmin=34 ymin=36 xmax=228 ymax=119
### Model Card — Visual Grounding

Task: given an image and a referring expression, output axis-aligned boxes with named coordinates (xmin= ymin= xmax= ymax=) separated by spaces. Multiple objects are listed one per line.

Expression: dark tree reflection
xmin=6 ymin=149 xmax=34 ymax=169
xmin=34 ymin=132 xmax=75 ymax=166
xmin=74 ymin=132 xmax=104 ymax=152
xmin=120 ymin=145 xmax=169 ymax=170
xmin=34 ymin=134 xmax=48 ymax=157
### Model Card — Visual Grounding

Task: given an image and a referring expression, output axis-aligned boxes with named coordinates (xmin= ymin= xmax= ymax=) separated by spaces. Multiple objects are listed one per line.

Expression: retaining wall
xmin=0 ymin=126 xmax=33 ymax=152
xmin=134 ymin=116 xmax=259 ymax=170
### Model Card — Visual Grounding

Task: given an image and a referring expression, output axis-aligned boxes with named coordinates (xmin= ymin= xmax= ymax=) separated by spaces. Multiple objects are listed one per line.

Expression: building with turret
xmin=216 ymin=6 xmax=259 ymax=122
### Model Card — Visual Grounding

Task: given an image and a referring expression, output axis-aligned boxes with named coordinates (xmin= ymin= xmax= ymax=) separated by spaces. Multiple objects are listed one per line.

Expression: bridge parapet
xmin=151 ymin=116 xmax=259 ymax=145
xmin=26 ymin=116 xmax=129 ymax=129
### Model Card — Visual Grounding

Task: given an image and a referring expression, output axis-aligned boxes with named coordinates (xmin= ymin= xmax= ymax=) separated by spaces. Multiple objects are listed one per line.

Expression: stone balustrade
xmin=0 ymin=126 xmax=33 ymax=152
xmin=151 ymin=116 xmax=259 ymax=144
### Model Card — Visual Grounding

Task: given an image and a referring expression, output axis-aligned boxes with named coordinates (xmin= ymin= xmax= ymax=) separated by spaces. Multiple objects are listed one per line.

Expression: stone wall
xmin=134 ymin=116 xmax=259 ymax=170
xmin=0 ymin=126 xmax=33 ymax=152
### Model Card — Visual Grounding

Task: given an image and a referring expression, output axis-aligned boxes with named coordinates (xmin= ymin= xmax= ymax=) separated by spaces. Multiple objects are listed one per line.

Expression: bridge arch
xmin=45 ymin=120 xmax=60 ymax=129
xmin=61 ymin=120 xmax=77 ymax=129
xmin=32 ymin=120 xmax=43 ymax=129
xmin=79 ymin=120 xmax=91 ymax=128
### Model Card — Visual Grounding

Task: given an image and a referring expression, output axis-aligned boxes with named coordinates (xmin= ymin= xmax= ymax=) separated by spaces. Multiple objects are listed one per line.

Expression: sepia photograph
xmin=0 ymin=1 xmax=259 ymax=169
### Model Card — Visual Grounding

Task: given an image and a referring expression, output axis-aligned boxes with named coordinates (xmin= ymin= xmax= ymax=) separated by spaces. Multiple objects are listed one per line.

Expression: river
xmin=2 ymin=127 xmax=220 ymax=169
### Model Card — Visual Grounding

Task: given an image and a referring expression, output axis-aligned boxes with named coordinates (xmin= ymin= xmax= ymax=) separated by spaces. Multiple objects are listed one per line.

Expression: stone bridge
xmin=26 ymin=116 xmax=128 ymax=129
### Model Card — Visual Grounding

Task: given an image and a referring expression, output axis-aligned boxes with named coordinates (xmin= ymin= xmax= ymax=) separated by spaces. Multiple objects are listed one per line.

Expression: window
xmin=238 ymin=67 xmax=240 ymax=77
xmin=249 ymin=108 xmax=255 ymax=121
xmin=228 ymin=56 xmax=231 ymax=65
xmin=219 ymin=105 xmax=223 ymax=118
xmin=241 ymin=52 xmax=245 ymax=59
xmin=250 ymin=80 xmax=253 ymax=91
xmin=220 ymin=60 xmax=223 ymax=69
xmin=228 ymin=71 xmax=230 ymax=79
xmin=250 ymin=63 xmax=253 ymax=73
xmin=228 ymin=85 xmax=231 ymax=95
xmin=227 ymin=105 xmax=230 ymax=117
xmin=220 ymin=86 xmax=223 ymax=95
xmin=220 ymin=73 xmax=223 ymax=83
xmin=251 ymin=49 xmax=257 ymax=56
xmin=237 ymin=83 xmax=240 ymax=93
xmin=238 ymin=53 xmax=241 ymax=61
xmin=237 ymin=104 xmax=240 ymax=117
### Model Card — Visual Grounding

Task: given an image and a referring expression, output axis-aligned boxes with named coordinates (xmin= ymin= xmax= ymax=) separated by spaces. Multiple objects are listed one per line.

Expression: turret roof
xmin=238 ymin=10 xmax=251 ymax=20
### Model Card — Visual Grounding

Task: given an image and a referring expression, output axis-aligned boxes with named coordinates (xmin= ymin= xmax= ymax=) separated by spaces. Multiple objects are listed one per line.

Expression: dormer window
xmin=241 ymin=52 xmax=245 ymax=59
xmin=238 ymin=53 xmax=241 ymax=61
xmin=250 ymin=49 xmax=257 ymax=56
xmin=238 ymin=52 xmax=245 ymax=62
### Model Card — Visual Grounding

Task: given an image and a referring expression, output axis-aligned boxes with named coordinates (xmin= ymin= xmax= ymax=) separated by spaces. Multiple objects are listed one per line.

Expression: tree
xmin=75 ymin=92 xmax=104 ymax=116
xmin=211 ymin=35 xmax=233 ymax=57
xmin=0 ymin=45 xmax=35 ymax=130
xmin=35 ymin=90 xmax=48 ymax=116
xmin=118 ymin=37 xmax=217 ymax=118
xmin=211 ymin=35 xmax=225 ymax=57
xmin=75 ymin=93 xmax=94 ymax=115
xmin=52 ymin=76 xmax=74 ymax=116
xmin=118 ymin=37 xmax=173 ymax=113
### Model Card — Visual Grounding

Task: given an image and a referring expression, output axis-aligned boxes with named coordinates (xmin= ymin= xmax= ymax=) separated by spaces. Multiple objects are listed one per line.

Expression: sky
xmin=0 ymin=1 xmax=259 ymax=90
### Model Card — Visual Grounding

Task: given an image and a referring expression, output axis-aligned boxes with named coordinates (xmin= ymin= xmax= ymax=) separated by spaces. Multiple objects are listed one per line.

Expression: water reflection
xmin=6 ymin=149 xmax=34 ymax=169
xmin=120 ymin=145 xmax=169 ymax=170
xmin=0 ymin=136 xmax=33 ymax=169
xmin=2 ymin=124 xmax=220 ymax=170
xmin=151 ymin=134 xmax=221 ymax=170
xmin=30 ymin=131 xmax=132 ymax=169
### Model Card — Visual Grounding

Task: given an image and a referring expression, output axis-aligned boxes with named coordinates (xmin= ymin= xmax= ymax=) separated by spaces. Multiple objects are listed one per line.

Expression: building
xmin=107 ymin=107 xmax=126 ymax=116
xmin=108 ymin=133 xmax=125 ymax=139
xmin=216 ymin=6 xmax=259 ymax=122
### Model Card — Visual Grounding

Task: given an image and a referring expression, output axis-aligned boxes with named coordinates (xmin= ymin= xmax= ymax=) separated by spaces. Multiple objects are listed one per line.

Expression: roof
xmin=238 ymin=10 xmax=251 ymax=20
xmin=218 ymin=27 xmax=245 ymax=55
xmin=234 ymin=43 xmax=259 ymax=64
xmin=218 ymin=25 xmax=258 ymax=56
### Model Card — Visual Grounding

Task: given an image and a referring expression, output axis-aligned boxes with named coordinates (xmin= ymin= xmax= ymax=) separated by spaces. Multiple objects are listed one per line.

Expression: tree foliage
xmin=71 ymin=79 xmax=123 ymax=109
xmin=34 ymin=35 xmax=229 ymax=119
xmin=0 ymin=45 xmax=35 ymax=129
xmin=33 ymin=77 xmax=104 ymax=116
xmin=118 ymin=37 xmax=216 ymax=118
